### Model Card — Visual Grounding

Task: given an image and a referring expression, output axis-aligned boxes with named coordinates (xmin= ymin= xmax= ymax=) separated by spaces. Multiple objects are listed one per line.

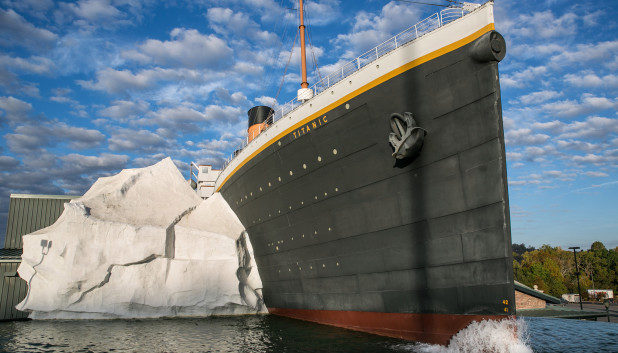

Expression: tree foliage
xmin=513 ymin=241 xmax=618 ymax=298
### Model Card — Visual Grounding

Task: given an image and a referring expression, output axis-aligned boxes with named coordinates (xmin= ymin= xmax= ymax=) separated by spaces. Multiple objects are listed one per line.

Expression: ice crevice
xmin=70 ymin=254 xmax=161 ymax=306
xmin=17 ymin=158 xmax=266 ymax=319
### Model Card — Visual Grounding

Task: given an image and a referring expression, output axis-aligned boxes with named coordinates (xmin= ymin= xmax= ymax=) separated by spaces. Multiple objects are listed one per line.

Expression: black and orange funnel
xmin=248 ymin=106 xmax=274 ymax=142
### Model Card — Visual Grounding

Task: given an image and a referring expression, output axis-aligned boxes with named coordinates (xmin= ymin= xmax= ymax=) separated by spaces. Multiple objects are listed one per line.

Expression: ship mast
xmin=299 ymin=0 xmax=308 ymax=89
xmin=297 ymin=0 xmax=313 ymax=101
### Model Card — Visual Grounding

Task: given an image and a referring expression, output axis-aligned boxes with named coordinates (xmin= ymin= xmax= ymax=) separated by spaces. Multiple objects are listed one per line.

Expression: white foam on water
xmin=394 ymin=318 xmax=533 ymax=353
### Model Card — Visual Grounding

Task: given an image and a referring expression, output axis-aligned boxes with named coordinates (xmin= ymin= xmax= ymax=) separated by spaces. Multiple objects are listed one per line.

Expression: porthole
xmin=345 ymin=103 xmax=350 ymax=109
xmin=376 ymin=64 xmax=380 ymax=69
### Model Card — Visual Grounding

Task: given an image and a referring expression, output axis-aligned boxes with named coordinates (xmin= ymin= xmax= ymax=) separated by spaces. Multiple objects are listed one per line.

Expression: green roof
xmin=4 ymin=194 xmax=78 ymax=249
xmin=514 ymin=280 xmax=562 ymax=304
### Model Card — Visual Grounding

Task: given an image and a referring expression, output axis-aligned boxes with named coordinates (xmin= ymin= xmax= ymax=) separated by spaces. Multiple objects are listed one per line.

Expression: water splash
xmin=395 ymin=318 xmax=533 ymax=353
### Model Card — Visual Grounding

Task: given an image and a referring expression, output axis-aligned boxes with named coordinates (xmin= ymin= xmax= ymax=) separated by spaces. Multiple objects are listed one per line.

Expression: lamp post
xmin=569 ymin=246 xmax=583 ymax=310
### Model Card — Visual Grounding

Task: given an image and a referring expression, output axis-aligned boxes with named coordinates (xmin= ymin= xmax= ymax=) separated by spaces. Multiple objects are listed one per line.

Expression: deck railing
xmin=221 ymin=6 xmax=467 ymax=170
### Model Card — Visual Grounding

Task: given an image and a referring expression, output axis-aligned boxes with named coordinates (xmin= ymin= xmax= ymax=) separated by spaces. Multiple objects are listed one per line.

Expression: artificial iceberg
xmin=16 ymin=158 xmax=265 ymax=319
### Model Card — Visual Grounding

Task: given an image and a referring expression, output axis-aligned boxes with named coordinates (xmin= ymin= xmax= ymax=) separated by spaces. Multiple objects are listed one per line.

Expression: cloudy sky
xmin=0 ymin=0 xmax=616 ymax=249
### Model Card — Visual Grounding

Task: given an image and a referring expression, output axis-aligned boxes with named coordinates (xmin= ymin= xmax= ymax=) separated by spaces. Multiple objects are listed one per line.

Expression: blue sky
xmin=0 ymin=0 xmax=616 ymax=249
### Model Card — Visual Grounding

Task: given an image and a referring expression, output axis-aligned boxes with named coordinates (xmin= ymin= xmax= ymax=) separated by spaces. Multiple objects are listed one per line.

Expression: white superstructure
xmin=190 ymin=163 xmax=221 ymax=199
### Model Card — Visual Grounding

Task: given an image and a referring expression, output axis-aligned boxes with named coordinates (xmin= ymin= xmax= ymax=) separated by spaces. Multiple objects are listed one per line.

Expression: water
xmin=0 ymin=316 xmax=615 ymax=353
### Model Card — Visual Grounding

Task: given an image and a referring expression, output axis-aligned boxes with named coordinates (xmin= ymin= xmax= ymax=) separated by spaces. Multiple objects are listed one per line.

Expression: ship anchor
xmin=388 ymin=112 xmax=427 ymax=160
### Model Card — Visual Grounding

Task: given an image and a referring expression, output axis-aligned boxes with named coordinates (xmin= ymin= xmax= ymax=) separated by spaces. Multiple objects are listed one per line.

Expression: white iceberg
xmin=16 ymin=157 xmax=265 ymax=319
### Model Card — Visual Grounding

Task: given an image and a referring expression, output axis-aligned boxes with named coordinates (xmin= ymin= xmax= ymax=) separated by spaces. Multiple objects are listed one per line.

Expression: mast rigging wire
xmin=275 ymin=30 xmax=298 ymax=101
xmin=392 ymin=0 xmax=456 ymax=7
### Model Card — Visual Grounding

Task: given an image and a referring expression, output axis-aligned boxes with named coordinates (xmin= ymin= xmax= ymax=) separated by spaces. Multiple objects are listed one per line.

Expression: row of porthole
xmin=267 ymin=226 xmax=334 ymax=251
xmin=250 ymin=186 xmax=340 ymax=225
xmin=236 ymin=148 xmax=340 ymax=206
xmin=277 ymin=261 xmax=341 ymax=273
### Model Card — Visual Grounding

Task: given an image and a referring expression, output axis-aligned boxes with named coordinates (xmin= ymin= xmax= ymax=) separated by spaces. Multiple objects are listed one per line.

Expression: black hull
xmin=220 ymin=31 xmax=514 ymax=343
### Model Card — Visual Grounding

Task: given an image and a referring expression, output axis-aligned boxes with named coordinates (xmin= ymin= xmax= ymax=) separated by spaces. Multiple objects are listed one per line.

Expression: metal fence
xmin=222 ymin=6 xmax=467 ymax=170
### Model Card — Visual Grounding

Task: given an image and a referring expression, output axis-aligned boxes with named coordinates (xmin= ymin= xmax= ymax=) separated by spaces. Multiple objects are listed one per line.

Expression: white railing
xmin=221 ymin=6 xmax=467 ymax=170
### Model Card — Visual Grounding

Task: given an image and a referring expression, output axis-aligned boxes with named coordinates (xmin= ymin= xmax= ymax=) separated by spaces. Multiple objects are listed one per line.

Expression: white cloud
xmin=59 ymin=152 xmax=128 ymax=172
xmin=243 ymin=0 xmax=294 ymax=23
xmin=0 ymin=8 xmax=57 ymax=50
xmin=572 ymin=153 xmax=618 ymax=166
xmin=541 ymin=94 xmax=617 ymax=118
xmin=137 ymin=105 xmax=235 ymax=133
xmin=509 ymin=170 xmax=577 ymax=187
xmin=555 ymin=140 xmax=600 ymax=152
xmin=123 ymin=28 xmax=233 ymax=68
xmin=0 ymin=68 xmax=40 ymax=97
xmin=0 ymin=55 xmax=55 ymax=74
xmin=61 ymin=0 xmax=123 ymax=22
xmin=215 ymin=88 xmax=248 ymax=105
xmin=204 ymin=104 xmax=243 ymax=124
xmin=507 ymin=43 xmax=564 ymax=60
xmin=0 ymin=96 xmax=33 ymax=125
xmin=507 ymin=152 xmax=523 ymax=161
xmin=232 ymin=61 xmax=264 ymax=76
xmin=505 ymin=128 xmax=550 ymax=146
xmin=278 ymin=45 xmax=325 ymax=68
xmin=501 ymin=66 xmax=547 ymax=88
xmin=564 ymin=72 xmax=618 ymax=88
xmin=584 ymin=171 xmax=609 ymax=177
xmin=558 ymin=116 xmax=618 ymax=140
xmin=334 ymin=1 xmax=421 ymax=53
xmin=516 ymin=90 xmax=562 ymax=105
xmin=505 ymin=10 xmax=577 ymax=39
xmin=98 ymin=100 xmax=149 ymax=121
xmin=78 ymin=67 xmax=208 ymax=95
xmin=6 ymin=122 xmax=105 ymax=152
xmin=206 ymin=7 xmax=277 ymax=44
xmin=255 ymin=96 xmax=278 ymax=107
xmin=108 ymin=128 xmax=168 ymax=152
xmin=304 ymin=0 xmax=340 ymax=26
xmin=2 ymin=0 xmax=54 ymax=19
xmin=0 ymin=155 xmax=20 ymax=170
xmin=550 ymin=40 xmax=618 ymax=66
xmin=522 ymin=145 xmax=556 ymax=162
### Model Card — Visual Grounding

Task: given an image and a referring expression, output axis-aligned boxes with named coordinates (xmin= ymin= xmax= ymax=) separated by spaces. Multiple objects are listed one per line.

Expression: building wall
xmin=0 ymin=262 xmax=28 ymax=320
xmin=515 ymin=290 xmax=546 ymax=310
xmin=1 ymin=194 xmax=76 ymax=321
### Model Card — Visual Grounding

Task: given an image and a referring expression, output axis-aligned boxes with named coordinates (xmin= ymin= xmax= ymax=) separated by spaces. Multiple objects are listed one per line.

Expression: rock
xmin=17 ymin=158 xmax=265 ymax=319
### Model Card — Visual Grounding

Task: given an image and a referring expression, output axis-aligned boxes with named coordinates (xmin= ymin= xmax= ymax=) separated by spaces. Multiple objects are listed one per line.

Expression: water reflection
xmin=0 ymin=315 xmax=615 ymax=353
